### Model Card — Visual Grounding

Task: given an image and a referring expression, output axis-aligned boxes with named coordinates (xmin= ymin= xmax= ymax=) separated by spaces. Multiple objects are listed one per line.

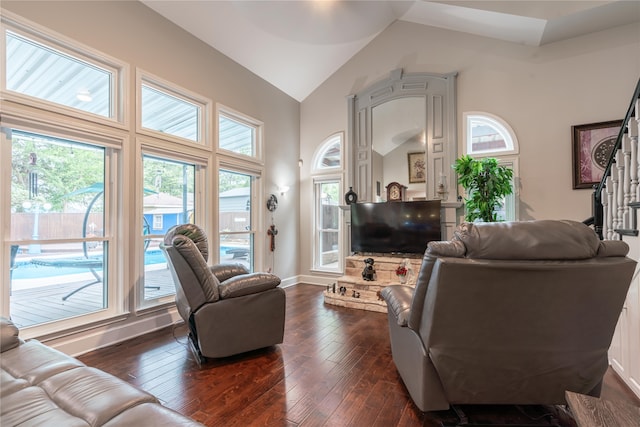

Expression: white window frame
xmin=217 ymin=104 xmax=264 ymax=164
xmin=498 ymin=157 xmax=519 ymax=222
xmin=136 ymin=138 xmax=209 ymax=310
xmin=463 ymin=112 xmax=519 ymax=157
xmin=136 ymin=69 xmax=211 ymax=147
xmin=312 ymin=177 xmax=343 ymax=273
xmin=1 ymin=11 xmax=128 ymax=128
xmin=310 ymin=133 xmax=345 ymax=274
xmin=313 ymin=132 xmax=343 ymax=171
xmin=215 ymin=106 xmax=265 ymax=271
xmin=216 ymin=162 xmax=263 ymax=272
xmin=152 ymin=214 xmax=163 ymax=230
xmin=1 ymin=117 xmax=125 ymax=340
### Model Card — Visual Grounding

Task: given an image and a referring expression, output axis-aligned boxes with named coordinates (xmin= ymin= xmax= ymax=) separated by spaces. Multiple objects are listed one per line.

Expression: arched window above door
xmin=463 ymin=112 xmax=519 ymax=157
xmin=313 ymin=132 xmax=342 ymax=171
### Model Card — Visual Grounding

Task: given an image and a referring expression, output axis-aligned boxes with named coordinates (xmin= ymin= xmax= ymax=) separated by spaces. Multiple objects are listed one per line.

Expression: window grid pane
xmin=141 ymin=85 xmax=200 ymax=142
xmin=219 ymin=115 xmax=255 ymax=157
xmin=219 ymin=170 xmax=253 ymax=271
xmin=9 ymin=130 xmax=108 ymax=328
xmin=6 ymin=31 xmax=112 ymax=117
xmin=316 ymin=181 xmax=340 ymax=270
xmin=142 ymin=155 xmax=195 ymax=301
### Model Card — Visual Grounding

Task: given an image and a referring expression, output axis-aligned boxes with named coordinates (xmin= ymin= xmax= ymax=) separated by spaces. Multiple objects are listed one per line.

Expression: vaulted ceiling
xmin=141 ymin=0 xmax=640 ymax=101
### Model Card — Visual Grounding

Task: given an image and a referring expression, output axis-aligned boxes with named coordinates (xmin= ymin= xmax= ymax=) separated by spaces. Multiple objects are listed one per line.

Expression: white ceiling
xmin=141 ymin=0 xmax=640 ymax=102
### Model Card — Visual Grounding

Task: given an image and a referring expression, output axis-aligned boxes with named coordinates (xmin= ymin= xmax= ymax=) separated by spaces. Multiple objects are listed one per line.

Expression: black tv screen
xmin=350 ymin=200 xmax=441 ymax=254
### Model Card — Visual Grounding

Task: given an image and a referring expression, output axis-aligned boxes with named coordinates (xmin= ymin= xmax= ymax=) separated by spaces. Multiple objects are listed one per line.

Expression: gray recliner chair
xmin=381 ymin=219 xmax=636 ymax=412
xmin=161 ymin=224 xmax=286 ymax=362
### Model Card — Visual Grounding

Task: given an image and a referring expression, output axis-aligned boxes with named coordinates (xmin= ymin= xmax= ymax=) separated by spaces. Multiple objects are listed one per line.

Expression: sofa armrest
xmin=1 ymin=317 xmax=21 ymax=352
xmin=219 ymin=273 xmax=281 ymax=299
xmin=381 ymin=286 xmax=413 ymax=326
xmin=210 ymin=263 xmax=250 ymax=282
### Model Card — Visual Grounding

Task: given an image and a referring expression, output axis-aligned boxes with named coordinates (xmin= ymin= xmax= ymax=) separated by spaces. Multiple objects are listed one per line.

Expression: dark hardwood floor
xmin=78 ymin=284 xmax=640 ymax=426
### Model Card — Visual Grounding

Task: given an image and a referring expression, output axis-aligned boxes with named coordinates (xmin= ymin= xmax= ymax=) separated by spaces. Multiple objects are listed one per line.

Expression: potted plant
xmin=453 ymin=155 xmax=513 ymax=222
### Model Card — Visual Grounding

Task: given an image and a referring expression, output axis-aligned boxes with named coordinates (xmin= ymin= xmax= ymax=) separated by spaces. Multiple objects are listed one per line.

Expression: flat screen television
xmin=350 ymin=200 xmax=441 ymax=254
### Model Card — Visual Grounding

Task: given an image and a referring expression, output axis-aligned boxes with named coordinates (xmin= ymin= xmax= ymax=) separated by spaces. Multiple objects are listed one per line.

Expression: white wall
xmin=299 ymin=20 xmax=640 ymax=277
xmin=2 ymin=0 xmax=300 ymax=353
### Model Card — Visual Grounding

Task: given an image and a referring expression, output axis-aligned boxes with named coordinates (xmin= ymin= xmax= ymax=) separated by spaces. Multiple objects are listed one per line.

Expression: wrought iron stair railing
xmin=590 ymin=78 xmax=640 ymax=240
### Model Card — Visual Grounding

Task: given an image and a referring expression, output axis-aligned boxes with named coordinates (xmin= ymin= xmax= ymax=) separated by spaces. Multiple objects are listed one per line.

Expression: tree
xmin=453 ymin=155 xmax=513 ymax=222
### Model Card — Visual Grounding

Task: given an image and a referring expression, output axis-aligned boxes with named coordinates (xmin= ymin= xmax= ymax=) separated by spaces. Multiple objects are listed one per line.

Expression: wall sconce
xmin=279 ymin=186 xmax=290 ymax=196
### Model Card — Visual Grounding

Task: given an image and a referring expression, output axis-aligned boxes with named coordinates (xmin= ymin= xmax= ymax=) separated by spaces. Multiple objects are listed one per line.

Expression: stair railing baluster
xmin=622 ymin=136 xmax=632 ymax=228
xmin=602 ymin=177 xmax=610 ymax=239
xmin=606 ymin=175 xmax=615 ymax=240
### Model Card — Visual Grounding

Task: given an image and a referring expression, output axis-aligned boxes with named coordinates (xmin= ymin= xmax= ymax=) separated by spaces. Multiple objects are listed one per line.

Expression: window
xmin=494 ymin=158 xmax=519 ymax=222
xmin=3 ymin=25 xmax=122 ymax=122
xmin=463 ymin=112 xmax=519 ymax=157
xmin=462 ymin=113 xmax=519 ymax=221
xmin=218 ymin=108 xmax=262 ymax=159
xmin=314 ymin=180 xmax=341 ymax=271
xmin=138 ymin=71 xmax=209 ymax=145
xmin=217 ymin=106 xmax=264 ymax=271
xmin=311 ymin=133 xmax=344 ymax=273
xmin=314 ymin=134 xmax=341 ymax=169
xmin=140 ymin=155 xmax=196 ymax=302
xmin=218 ymin=170 xmax=254 ymax=271
xmin=152 ymin=215 xmax=163 ymax=230
xmin=6 ymin=129 xmax=116 ymax=329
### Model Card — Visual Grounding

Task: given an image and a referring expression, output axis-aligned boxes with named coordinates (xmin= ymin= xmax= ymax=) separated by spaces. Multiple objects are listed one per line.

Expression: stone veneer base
xmin=324 ymin=254 xmax=421 ymax=313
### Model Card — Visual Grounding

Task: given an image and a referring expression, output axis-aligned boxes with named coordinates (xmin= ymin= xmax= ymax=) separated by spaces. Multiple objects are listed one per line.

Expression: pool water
xmin=12 ymin=248 xmax=243 ymax=280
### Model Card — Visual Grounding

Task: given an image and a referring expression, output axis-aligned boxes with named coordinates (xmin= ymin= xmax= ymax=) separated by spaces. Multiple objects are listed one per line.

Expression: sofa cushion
xmin=164 ymin=223 xmax=209 ymax=262
xmin=171 ymin=234 xmax=220 ymax=302
xmin=219 ymin=272 xmax=281 ymax=299
xmin=381 ymin=285 xmax=413 ymax=326
xmin=40 ymin=366 xmax=157 ymax=427
xmin=1 ymin=317 xmax=21 ymax=352
xmin=1 ymin=385 xmax=90 ymax=427
xmin=0 ymin=340 xmax=84 ymax=385
xmin=597 ymin=240 xmax=630 ymax=257
xmin=454 ymin=220 xmax=601 ymax=260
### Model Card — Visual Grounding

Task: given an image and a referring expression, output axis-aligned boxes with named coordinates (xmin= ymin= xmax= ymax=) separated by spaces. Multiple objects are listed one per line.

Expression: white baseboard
xmin=39 ymin=277 xmax=332 ymax=357
xmin=44 ymin=308 xmax=182 ymax=357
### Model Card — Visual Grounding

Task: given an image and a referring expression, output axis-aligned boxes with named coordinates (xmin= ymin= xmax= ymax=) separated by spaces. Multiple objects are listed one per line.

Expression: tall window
xmin=311 ymin=133 xmax=343 ymax=272
xmin=314 ymin=180 xmax=341 ymax=270
xmin=141 ymin=155 xmax=196 ymax=302
xmin=463 ymin=112 xmax=519 ymax=221
xmin=7 ymin=129 xmax=114 ymax=328
xmin=218 ymin=170 xmax=254 ymax=271
xmin=217 ymin=107 xmax=263 ymax=271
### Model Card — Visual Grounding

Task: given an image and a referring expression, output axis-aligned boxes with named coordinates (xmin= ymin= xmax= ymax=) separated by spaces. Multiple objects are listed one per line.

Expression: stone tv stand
xmin=324 ymin=254 xmax=422 ymax=312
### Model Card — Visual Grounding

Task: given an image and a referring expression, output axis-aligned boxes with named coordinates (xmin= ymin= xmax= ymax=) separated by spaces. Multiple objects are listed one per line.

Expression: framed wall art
xmin=572 ymin=120 xmax=622 ymax=189
xmin=407 ymin=152 xmax=426 ymax=184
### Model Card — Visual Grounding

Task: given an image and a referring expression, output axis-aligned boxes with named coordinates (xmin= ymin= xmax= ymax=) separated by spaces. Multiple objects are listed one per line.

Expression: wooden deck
xmin=9 ymin=268 xmax=175 ymax=328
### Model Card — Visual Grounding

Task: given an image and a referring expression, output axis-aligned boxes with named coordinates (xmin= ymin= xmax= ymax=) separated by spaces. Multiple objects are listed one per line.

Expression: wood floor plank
xmin=77 ymin=284 xmax=640 ymax=427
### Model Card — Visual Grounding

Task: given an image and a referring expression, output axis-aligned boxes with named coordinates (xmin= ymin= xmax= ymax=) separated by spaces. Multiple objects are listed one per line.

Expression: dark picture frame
xmin=407 ymin=152 xmax=426 ymax=184
xmin=572 ymin=120 xmax=622 ymax=189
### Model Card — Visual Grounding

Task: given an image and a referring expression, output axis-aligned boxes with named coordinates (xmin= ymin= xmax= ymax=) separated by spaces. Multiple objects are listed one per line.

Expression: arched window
xmin=313 ymin=133 xmax=342 ymax=171
xmin=463 ymin=112 xmax=519 ymax=157
xmin=311 ymin=133 xmax=344 ymax=273
xmin=462 ymin=112 xmax=519 ymax=221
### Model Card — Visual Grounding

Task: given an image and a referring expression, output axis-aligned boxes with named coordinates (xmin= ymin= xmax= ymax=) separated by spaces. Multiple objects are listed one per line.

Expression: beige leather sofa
xmin=381 ymin=220 xmax=637 ymax=412
xmin=0 ymin=317 xmax=202 ymax=426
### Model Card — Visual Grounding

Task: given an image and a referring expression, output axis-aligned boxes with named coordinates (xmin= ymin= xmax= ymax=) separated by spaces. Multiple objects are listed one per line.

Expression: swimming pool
xmin=12 ymin=247 xmax=244 ymax=280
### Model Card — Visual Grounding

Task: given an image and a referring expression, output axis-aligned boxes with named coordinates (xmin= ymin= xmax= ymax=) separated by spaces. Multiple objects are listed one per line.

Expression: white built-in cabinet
xmin=609 ymin=236 xmax=640 ymax=399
